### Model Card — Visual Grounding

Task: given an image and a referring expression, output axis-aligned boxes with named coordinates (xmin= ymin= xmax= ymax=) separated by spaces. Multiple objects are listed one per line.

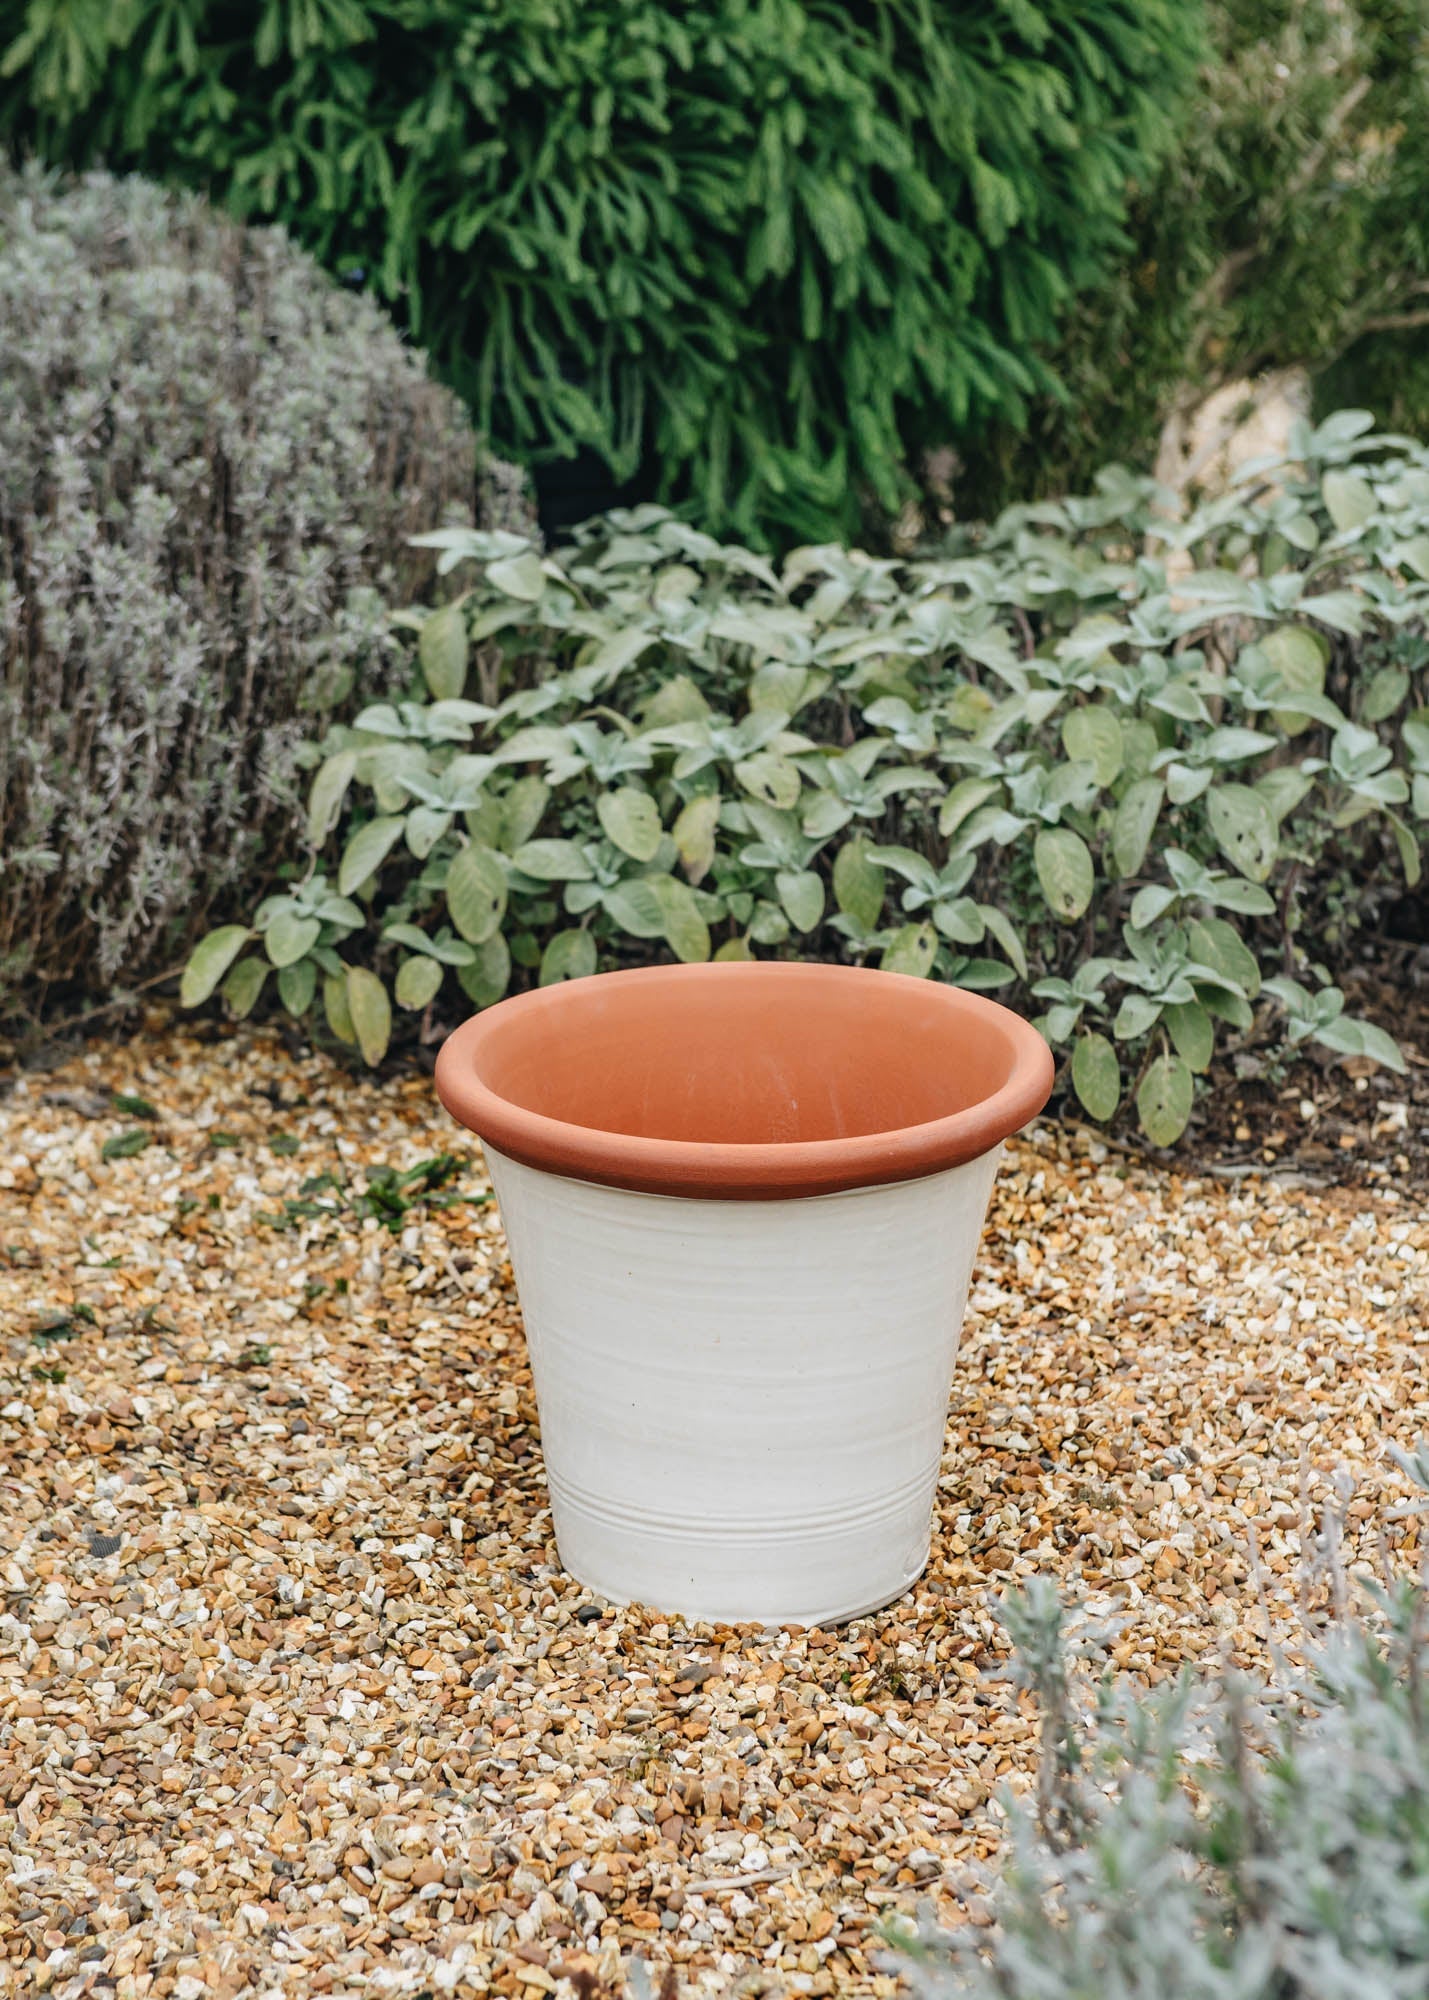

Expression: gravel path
xmin=2 ymin=1023 xmax=1426 ymax=1999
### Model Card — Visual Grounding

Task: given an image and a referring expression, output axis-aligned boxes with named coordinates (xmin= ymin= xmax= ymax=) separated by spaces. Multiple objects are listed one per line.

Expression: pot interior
xmin=468 ymin=963 xmax=1031 ymax=1146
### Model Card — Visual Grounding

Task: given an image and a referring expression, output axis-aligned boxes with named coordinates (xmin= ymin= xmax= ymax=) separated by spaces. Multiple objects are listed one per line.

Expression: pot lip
xmin=434 ymin=962 xmax=1054 ymax=1201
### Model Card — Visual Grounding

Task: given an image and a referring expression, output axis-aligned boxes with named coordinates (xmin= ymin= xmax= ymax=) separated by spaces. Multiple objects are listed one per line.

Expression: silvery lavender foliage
xmin=901 ymin=1450 xmax=1429 ymax=1999
xmin=0 ymin=160 xmax=482 ymax=1019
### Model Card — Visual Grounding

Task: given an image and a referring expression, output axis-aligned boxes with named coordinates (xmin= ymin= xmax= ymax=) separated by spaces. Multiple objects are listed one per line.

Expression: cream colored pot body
xmin=486 ymin=1143 xmax=1001 ymax=1627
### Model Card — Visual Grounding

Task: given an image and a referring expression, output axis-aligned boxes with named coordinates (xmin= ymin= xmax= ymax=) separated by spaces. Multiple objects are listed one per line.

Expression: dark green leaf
xmin=111 ymin=1093 xmax=159 ymax=1121
xmin=102 ymin=1129 xmax=152 ymax=1161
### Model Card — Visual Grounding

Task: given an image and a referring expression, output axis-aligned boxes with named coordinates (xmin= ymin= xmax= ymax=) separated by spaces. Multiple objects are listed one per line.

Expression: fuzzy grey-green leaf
xmin=1322 ymin=468 xmax=1376 ymax=533
xmin=1071 ymin=1033 xmax=1120 ymax=1121
xmin=647 ymin=876 xmax=711 ymax=963
xmin=181 ymin=926 xmax=251 ymax=1008
xmin=539 ymin=929 xmax=598 ymax=985
xmin=1137 ymin=1054 xmax=1194 ymax=1147
xmin=776 ymin=869 xmax=824 ymax=933
xmin=881 ymin=922 xmax=937 ymax=977
xmin=1164 ymin=999 xmax=1214 ymax=1072
xmin=395 ymin=954 xmax=444 ymax=1011
xmin=277 ymin=958 xmax=317 ymax=1018
xmin=446 ymin=843 xmax=508 ymax=942
xmin=833 ymin=838 xmax=886 ymax=931
xmin=457 ymin=934 xmax=511 ymax=1008
xmin=307 ymin=751 xmax=357 ymax=848
xmin=338 ymin=816 xmax=406 ymax=896
xmin=1206 ymin=784 xmax=1277 ymax=882
xmin=597 ymin=787 xmax=663 ymax=862
xmin=264 ymin=907 xmax=320 ymax=968
xmin=418 ymin=601 xmax=469 ymax=700
xmin=1034 ymin=827 xmax=1095 ymax=921
xmin=485 ymin=551 xmax=545 ymax=601
xmin=1111 ymin=779 xmax=1163 ymax=879
xmin=1061 ymin=706 xmax=1123 ymax=787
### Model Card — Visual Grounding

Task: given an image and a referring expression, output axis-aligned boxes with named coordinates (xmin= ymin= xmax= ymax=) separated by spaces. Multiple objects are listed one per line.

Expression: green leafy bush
xmin=0 ymin=160 xmax=483 ymax=1024
xmin=897 ymin=1443 xmax=1429 ymax=1997
xmin=965 ymin=0 xmax=1429 ymax=512
xmin=186 ymin=410 xmax=1428 ymax=1146
xmin=0 ymin=0 xmax=1203 ymax=544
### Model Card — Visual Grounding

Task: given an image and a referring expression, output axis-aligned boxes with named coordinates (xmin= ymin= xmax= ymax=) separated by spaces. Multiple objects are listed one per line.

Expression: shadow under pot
xmin=434 ymin=961 xmax=1053 ymax=1627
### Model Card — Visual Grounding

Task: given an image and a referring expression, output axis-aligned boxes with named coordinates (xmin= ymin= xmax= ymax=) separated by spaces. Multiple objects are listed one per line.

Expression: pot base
xmin=546 ymin=1459 xmax=939 ymax=1629
xmin=558 ymin=1548 xmax=933 ymax=1632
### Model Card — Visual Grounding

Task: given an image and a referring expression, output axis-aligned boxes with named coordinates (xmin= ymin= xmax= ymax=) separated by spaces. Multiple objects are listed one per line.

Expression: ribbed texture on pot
xmin=486 ymin=1145 xmax=1001 ymax=1626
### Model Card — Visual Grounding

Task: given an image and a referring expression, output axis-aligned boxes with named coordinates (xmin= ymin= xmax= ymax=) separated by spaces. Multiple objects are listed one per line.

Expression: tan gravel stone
xmin=0 ymin=1021 xmax=1424 ymax=1997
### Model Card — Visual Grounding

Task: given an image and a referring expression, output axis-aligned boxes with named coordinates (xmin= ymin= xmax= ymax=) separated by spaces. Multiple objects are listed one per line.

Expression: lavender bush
xmin=0 ymin=162 xmax=491 ymax=1025
xmin=899 ymin=1446 xmax=1429 ymax=1998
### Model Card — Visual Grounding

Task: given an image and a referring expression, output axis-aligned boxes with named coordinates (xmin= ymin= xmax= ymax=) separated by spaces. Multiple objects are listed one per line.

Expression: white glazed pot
xmin=435 ymin=962 xmax=1052 ymax=1626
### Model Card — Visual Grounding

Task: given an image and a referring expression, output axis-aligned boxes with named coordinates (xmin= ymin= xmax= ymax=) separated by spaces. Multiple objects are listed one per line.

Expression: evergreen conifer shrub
xmin=0 ymin=0 xmax=1204 ymax=543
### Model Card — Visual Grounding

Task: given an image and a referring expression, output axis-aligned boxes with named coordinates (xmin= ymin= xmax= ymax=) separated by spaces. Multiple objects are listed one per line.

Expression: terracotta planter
xmin=435 ymin=962 xmax=1052 ymax=1625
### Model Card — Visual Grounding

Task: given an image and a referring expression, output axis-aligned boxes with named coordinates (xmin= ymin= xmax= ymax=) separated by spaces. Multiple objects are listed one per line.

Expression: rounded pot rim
xmin=435 ymin=962 xmax=1053 ymax=1199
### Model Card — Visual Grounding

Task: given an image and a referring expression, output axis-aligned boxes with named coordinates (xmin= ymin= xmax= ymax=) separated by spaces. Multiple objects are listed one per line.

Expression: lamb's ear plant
xmin=893 ymin=1442 xmax=1429 ymax=1997
xmin=186 ymin=410 xmax=1426 ymax=1144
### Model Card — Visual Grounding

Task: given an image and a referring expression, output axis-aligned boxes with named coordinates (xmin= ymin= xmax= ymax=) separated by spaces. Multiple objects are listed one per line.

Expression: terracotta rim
xmin=434 ymin=962 xmax=1053 ymax=1200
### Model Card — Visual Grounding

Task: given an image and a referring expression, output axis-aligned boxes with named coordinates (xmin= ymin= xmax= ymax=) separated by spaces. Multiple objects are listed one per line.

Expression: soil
xmin=1163 ymin=947 xmax=1429 ymax=1189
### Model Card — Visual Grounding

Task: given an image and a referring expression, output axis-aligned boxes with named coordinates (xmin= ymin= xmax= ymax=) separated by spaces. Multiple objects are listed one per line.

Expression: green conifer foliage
xmin=0 ymin=0 xmax=1203 ymax=542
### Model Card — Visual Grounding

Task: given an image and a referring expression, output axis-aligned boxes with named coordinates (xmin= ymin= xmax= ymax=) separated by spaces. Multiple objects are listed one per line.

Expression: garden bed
xmin=2 ymin=1023 xmax=1427 ymax=1999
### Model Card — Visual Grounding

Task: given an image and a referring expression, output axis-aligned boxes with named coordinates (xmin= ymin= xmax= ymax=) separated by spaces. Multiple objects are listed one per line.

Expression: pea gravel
xmin=2 ymin=1023 xmax=1426 ymax=2000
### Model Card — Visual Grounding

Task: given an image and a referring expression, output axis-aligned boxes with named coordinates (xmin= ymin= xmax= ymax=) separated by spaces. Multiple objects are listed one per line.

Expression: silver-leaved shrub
xmin=0 ymin=161 xmax=485 ymax=1022
xmin=187 ymin=409 xmax=1429 ymax=1145
xmin=896 ymin=1443 xmax=1429 ymax=1997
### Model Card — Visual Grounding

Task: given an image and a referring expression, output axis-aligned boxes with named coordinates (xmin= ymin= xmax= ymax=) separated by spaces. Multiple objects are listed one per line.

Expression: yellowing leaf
xmin=181 ymin=926 xmax=251 ymax=1008
xmin=346 ymin=966 xmax=391 ymax=1067
xmin=672 ymin=793 xmax=720 ymax=882
xmin=323 ymin=972 xmax=356 ymax=1046
xmin=419 ymin=601 xmax=469 ymax=700
xmin=597 ymin=787 xmax=662 ymax=861
xmin=395 ymin=955 xmax=444 ymax=1010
